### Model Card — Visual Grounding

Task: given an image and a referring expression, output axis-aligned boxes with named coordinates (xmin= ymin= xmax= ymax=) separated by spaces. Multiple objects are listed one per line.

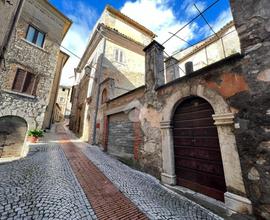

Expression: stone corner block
xmin=224 ymin=192 xmax=253 ymax=215
xmin=161 ymin=173 xmax=176 ymax=185
xmin=212 ymin=113 xmax=234 ymax=125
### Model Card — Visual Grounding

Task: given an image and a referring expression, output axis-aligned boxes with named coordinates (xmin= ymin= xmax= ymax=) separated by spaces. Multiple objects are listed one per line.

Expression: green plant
xmin=27 ymin=129 xmax=44 ymax=138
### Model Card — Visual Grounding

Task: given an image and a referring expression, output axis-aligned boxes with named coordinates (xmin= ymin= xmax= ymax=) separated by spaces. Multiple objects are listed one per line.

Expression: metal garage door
xmin=173 ymin=97 xmax=226 ymax=201
xmin=108 ymin=112 xmax=134 ymax=158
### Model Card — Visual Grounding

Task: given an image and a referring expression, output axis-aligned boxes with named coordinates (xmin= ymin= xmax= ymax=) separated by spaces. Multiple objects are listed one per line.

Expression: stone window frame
xmin=25 ymin=24 xmax=46 ymax=48
xmin=159 ymin=85 xmax=252 ymax=214
xmin=12 ymin=68 xmax=38 ymax=96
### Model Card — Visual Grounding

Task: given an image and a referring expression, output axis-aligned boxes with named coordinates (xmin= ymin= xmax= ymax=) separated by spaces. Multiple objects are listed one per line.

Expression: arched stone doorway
xmin=172 ymin=96 xmax=226 ymax=201
xmin=160 ymin=86 xmax=252 ymax=213
xmin=0 ymin=116 xmax=28 ymax=158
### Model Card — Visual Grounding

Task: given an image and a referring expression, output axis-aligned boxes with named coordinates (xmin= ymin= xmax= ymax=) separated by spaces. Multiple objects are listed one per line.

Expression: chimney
xmin=165 ymin=56 xmax=180 ymax=82
xmin=185 ymin=61 xmax=193 ymax=75
xmin=143 ymin=40 xmax=165 ymax=90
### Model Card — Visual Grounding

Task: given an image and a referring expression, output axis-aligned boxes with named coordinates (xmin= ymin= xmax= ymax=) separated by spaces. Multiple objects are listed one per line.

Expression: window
xmin=114 ymin=49 xmax=124 ymax=63
xmin=62 ymin=88 xmax=65 ymax=92
xmin=25 ymin=25 xmax=45 ymax=47
xmin=12 ymin=69 xmax=38 ymax=95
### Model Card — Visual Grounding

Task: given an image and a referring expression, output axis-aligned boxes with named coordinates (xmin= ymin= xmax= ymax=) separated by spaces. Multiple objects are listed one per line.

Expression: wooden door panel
xmin=174 ymin=109 xmax=214 ymax=120
xmin=175 ymin=157 xmax=225 ymax=175
xmin=173 ymin=127 xmax=218 ymax=137
xmin=174 ymin=147 xmax=222 ymax=161
xmin=177 ymin=177 xmax=225 ymax=201
xmin=175 ymin=168 xmax=226 ymax=191
xmin=173 ymin=97 xmax=226 ymax=201
xmin=174 ymin=118 xmax=215 ymax=128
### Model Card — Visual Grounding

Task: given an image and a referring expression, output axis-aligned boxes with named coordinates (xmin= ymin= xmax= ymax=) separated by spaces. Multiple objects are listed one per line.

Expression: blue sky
xmin=49 ymin=0 xmax=233 ymax=86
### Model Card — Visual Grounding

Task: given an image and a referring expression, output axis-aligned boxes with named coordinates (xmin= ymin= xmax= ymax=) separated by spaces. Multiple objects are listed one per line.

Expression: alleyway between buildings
xmin=0 ymin=123 xmax=223 ymax=220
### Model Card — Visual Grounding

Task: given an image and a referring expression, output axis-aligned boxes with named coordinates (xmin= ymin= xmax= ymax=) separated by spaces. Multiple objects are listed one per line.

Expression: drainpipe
xmin=0 ymin=0 xmax=25 ymax=66
xmin=92 ymin=30 xmax=107 ymax=145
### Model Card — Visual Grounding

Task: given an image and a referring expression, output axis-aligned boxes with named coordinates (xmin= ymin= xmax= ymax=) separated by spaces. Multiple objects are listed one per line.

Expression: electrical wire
xmin=162 ymin=0 xmax=220 ymax=45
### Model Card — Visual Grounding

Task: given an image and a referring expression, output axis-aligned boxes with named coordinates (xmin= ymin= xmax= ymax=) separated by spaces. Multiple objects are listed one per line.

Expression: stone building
xmin=0 ymin=0 xmax=71 ymax=158
xmin=0 ymin=0 xmax=24 ymax=61
xmin=55 ymin=85 xmax=72 ymax=120
xmin=69 ymin=5 xmax=155 ymax=141
xmin=71 ymin=0 xmax=270 ymax=218
xmin=53 ymin=103 xmax=62 ymax=123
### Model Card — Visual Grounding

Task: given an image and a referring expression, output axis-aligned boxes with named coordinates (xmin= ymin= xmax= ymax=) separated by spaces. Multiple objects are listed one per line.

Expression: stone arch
xmin=0 ymin=109 xmax=36 ymax=130
xmin=101 ymin=88 xmax=108 ymax=104
xmin=160 ymin=83 xmax=252 ymax=213
xmin=0 ymin=115 xmax=28 ymax=158
xmin=162 ymin=84 xmax=230 ymax=122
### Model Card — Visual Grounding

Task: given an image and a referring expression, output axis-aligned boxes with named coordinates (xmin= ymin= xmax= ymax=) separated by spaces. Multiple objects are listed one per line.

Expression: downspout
xmin=0 ymin=0 xmax=25 ymax=65
xmin=92 ymin=30 xmax=107 ymax=144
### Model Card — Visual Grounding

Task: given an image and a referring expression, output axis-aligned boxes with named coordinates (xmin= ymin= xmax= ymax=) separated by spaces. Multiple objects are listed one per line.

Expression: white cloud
xmin=181 ymin=0 xmax=207 ymax=17
xmin=212 ymin=8 xmax=233 ymax=32
xmin=59 ymin=2 xmax=97 ymax=87
xmin=198 ymin=8 xmax=233 ymax=38
xmin=121 ymin=0 xmax=197 ymax=54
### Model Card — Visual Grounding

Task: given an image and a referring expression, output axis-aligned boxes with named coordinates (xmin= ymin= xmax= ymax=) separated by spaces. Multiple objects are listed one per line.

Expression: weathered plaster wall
xmin=96 ymin=0 xmax=270 ymax=216
xmin=104 ymin=40 xmax=145 ymax=93
xmin=57 ymin=86 xmax=71 ymax=116
xmin=100 ymin=10 xmax=152 ymax=46
xmin=176 ymin=25 xmax=241 ymax=75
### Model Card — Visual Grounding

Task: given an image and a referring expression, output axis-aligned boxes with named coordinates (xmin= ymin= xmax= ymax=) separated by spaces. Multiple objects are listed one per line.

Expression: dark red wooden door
xmin=173 ymin=97 xmax=226 ymax=201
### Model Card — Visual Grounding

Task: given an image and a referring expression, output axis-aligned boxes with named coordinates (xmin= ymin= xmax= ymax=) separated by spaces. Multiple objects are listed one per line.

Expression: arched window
xmin=101 ymin=89 xmax=108 ymax=104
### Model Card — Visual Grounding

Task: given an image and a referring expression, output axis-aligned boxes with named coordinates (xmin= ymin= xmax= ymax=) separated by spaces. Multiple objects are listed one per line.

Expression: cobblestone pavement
xmin=0 ymin=124 xmax=224 ymax=220
xmin=58 ymin=131 xmax=147 ymax=220
xmin=0 ymin=143 xmax=96 ymax=220
xmin=65 ymin=129 xmax=223 ymax=220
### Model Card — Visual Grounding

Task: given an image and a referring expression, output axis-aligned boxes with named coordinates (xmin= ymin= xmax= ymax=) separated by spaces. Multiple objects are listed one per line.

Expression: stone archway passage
xmin=0 ymin=116 xmax=27 ymax=158
xmin=173 ymin=96 xmax=226 ymax=201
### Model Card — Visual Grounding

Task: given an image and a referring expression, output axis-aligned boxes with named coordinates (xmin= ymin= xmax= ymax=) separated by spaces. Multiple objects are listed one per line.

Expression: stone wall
xmin=228 ymin=0 xmax=270 ymax=218
xmin=0 ymin=0 xmax=21 ymax=53
xmin=71 ymin=26 xmax=150 ymax=143
xmin=95 ymin=0 xmax=270 ymax=217
xmin=0 ymin=16 xmax=60 ymax=129
xmin=0 ymin=0 xmax=70 ymax=157
xmin=0 ymin=116 xmax=27 ymax=157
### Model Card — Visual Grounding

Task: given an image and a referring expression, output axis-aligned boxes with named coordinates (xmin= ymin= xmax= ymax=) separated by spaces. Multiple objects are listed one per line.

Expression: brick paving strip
xmin=57 ymin=126 xmax=147 ymax=220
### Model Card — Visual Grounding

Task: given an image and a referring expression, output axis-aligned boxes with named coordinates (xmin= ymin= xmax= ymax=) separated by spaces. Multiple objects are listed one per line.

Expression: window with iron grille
xmin=12 ymin=69 xmax=38 ymax=96
xmin=25 ymin=25 xmax=45 ymax=48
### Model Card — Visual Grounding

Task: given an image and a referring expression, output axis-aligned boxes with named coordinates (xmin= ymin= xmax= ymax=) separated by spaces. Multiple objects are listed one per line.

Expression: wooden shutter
xmin=23 ymin=72 xmax=36 ymax=95
xmin=12 ymin=69 xmax=26 ymax=92
xmin=12 ymin=69 xmax=37 ymax=95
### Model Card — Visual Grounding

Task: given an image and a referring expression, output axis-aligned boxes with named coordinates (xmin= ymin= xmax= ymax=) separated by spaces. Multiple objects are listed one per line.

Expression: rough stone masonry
xmin=94 ymin=0 xmax=270 ymax=218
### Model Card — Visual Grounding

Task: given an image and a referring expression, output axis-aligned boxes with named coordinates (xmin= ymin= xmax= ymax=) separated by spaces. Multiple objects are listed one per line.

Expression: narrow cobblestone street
xmin=0 ymin=124 xmax=223 ymax=220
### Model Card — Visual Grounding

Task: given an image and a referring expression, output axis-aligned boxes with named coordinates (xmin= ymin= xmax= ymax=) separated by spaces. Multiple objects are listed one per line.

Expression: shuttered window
xmin=12 ymin=69 xmax=38 ymax=96
xmin=114 ymin=49 xmax=124 ymax=63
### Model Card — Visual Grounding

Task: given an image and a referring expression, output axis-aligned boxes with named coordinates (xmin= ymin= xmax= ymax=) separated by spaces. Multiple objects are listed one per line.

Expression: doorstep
xmin=163 ymin=184 xmax=229 ymax=217
xmin=163 ymin=184 xmax=256 ymax=220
